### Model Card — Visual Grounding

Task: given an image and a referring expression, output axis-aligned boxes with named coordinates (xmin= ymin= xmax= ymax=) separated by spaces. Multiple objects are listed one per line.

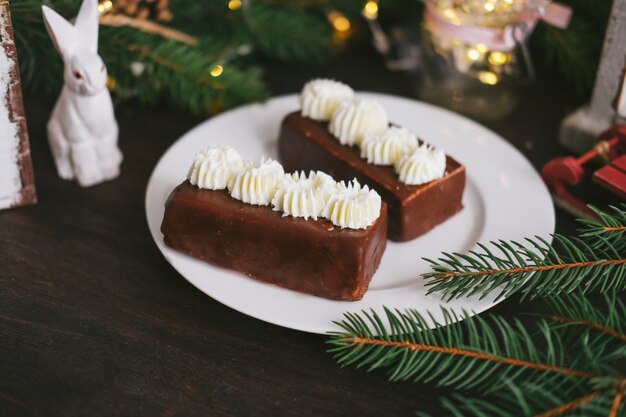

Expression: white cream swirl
xmin=187 ymin=147 xmax=245 ymax=190
xmin=395 ymin=144 xmax=446 ymax=185
xmin=300 ymin=79 xmax=354 ymax=121
xmin=360 ymin=127 xmax=418 ymax=165
xmin=271 ymin=171 xmax=336 ymax=220
xmin=228 ymin=158 xmax=285 ymax=205
xmin=329 ymin=98 xmax=388 ymax=146
xmin=323 ymin=180 xmax=382 ymax=229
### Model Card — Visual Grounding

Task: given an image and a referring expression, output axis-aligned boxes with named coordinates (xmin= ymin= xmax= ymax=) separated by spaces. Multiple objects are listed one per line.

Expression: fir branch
xmin=611 ymin=392 xmax=624 ymax=417
xmin=533 ymin=391 xmax=603 ymax=417
xmin=101 ymin=28 xmax=269 ymax=113
xmin=329 ymin=298 xmax=626 ymax=417
xmin=243 ymin=1 xmax=334 ymax=63
xmin=531 ymin=0 xmax=611 ymax=97
xmin=423 ymin=234 xmax=626 ymax=302
xmin=12 ymin=0 xmax=339 ymax=114
xmin=547 ymin=293 xmax=626 ymax=345
xmin=346 ymin=335 xmax=596 ymax=379
xmin=328 ymin=308 xmax=605 ymax=392
xmin=551 ymin=315 xmax=626 ymax=344
xmin=544 ymin=292 xmax=626 ymax=376
xmin=578 ymin=204 xmax=626 ymax=252
xmin=425 ymin=387 xmax=620 ymax=417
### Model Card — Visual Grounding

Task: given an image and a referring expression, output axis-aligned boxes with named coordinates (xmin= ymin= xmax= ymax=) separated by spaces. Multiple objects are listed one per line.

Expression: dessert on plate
xmin=161 ymin=147 xmax=388 ymax=301
xmin=278 ymin=79 xmax=465 ymax=241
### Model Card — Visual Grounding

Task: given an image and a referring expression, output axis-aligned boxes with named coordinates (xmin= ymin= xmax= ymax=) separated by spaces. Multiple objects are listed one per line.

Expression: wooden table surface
xmin=1 ymin=40 xmax=617 ymax=416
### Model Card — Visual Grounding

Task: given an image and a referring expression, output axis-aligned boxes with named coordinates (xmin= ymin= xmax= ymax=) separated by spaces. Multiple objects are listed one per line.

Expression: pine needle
xmin=328 ymin=308 xmax=610 ymax=391
xmin=423 ymin=205 xmax=626 ymax=301
xmin=329 ymin=295 xmax=626 ymax=417
xmin=12 ymin=0 xmax=340 ymax=114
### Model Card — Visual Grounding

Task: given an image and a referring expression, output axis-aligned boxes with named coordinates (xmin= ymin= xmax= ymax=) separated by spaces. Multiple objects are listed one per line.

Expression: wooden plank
xmin=593 ymin=161 xmax=626 ymax=199
xmin=591 ymin=0 xmax=626 ymax=118
xmin=611 ymin=154 xmax=626 ymax=173
xmin=0 ymin=0 xmax=36 ymax=210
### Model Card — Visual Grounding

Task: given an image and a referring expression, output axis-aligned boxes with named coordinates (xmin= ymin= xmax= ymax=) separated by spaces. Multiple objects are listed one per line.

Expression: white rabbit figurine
xmin=42 ymin=0 xmax=122 ymax=187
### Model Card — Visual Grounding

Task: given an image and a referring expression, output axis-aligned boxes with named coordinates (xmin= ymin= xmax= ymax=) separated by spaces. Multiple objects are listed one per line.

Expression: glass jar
xmin=416 ymin=0 xmax=545 ymax=121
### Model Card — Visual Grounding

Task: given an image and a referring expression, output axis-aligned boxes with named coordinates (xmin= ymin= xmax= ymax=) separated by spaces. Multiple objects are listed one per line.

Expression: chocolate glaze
xmin=278 ymin=111 xmax=465 ymax=241
xmin=161 ymin=181 xmax=388 ymax=301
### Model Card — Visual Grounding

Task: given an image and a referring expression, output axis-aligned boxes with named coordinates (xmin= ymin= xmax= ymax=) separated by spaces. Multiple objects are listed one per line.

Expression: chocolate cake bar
xmin=161 ymin=181 xmax=388 ymax=301
xmin=278 ymin=111 xmax=465 ymax=241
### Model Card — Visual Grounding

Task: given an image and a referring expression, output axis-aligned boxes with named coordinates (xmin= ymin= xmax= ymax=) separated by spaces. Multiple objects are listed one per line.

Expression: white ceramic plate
xmin=145 ymin=93 xmax=555 ymax=334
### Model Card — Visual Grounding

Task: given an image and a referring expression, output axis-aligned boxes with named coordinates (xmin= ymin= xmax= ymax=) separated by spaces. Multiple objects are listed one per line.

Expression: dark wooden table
xmin=1 ymin=40 xmax=617 ymax=416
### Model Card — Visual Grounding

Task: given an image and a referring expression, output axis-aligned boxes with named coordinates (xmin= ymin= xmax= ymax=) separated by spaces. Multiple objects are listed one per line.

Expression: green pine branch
xmin=328 ymin=294 xmax=626 ymax=417
xmin=13 ymin=0 xmax=613 ymax=112
xmin=242 ymin=2 xmax=334 ymax=63
xmin=169 ymin=0 xmax=337 ymax=63
xmin=548 ymin=293 xmax=626 ymax=344
xmin=422 ymin=205 xmax=626 ymax=302
xmin=423 ymin=235 xmax=625 ymax=301
xmin=328 ymin=307 xmax=602 ymax=391
xmin=101 ymin=28 xmax=269 ymax=113
xmin=12 ymin=0 xmax=349 ymax=114
xmin=329 ymin=204 xmax=626 ymax=416
xmin=530 ymin=0 xmax=611 ymax=97
xmin=423 ymin=386 xmax=620 ymax=417
xmin=578 ymin=204 xmax=626 ymax=253
xmin=546 ymin=292 xmax=626 ymax=373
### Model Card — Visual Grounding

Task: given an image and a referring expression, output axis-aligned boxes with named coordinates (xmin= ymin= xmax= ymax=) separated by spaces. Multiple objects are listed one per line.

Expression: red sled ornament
xmin=541 ymin=125 xmax=626 ymax=219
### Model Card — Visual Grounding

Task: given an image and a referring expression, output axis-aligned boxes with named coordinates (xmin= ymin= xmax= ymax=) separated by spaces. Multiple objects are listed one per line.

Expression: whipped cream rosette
xmin=360 ymin=126 xmax=419 ymax=165
xmin=328 ymin=98 xmax=388 ymax=147
xmin=323 ymin=180 xmax=382 ymax=229
xmin=300 ymin=79 xmax=354 ymax=121
xmin=395 ymin=144 xmax=446 ymax=185
xmin=187 ymin=147 xmax=245 ymax=190
xmin=271 ymin=171 xmax=336 ymax=220
xmin=228 ymin=158 xmax=285 ymax=205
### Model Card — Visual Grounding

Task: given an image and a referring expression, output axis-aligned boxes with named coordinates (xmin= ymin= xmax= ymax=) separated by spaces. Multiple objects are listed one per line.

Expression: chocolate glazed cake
xmin=278 ymin=111 xmax=465 ymax=241
xmin=161 ymin=181 xmax=388 ymax=301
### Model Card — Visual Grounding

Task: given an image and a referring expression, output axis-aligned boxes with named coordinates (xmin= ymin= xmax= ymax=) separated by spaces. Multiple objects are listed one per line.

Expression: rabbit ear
xmin=42 ymin=5 xmax=77 ymax=58
xmin=74 ymin=0 xmax=99 ymax=53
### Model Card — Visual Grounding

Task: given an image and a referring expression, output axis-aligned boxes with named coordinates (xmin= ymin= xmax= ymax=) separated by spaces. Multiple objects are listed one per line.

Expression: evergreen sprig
xmin=531 ymin=0 xmax=612 ymax=97
xmin=578 ymin=204 xmax=626 ymax=253
xmin=11 ymin=0 xmax=346 ymax=114
xmin=547 ymin=292 xmax=626 ymax=371
xmin=329 ymin=308 xmax=600 ymax=391
xmin=424 ymin=385 xmax=621 ymax=417
xmin=13 ymin=0 xmax=610 ymax=114
xmin=329 ymin=205 xmax=626 ymax=416
xmin=423 ymin=205 xmax=626 ymax=302
xmin=329 ymin=294 xmax=626 ymax=417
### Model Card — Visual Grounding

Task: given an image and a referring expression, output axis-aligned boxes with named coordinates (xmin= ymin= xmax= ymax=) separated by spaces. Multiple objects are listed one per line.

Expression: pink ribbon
xmin=424 ymin=2 xmax=572 ymax=52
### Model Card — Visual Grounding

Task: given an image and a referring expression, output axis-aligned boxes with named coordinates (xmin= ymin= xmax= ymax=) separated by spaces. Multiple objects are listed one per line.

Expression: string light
xmin=443 ymin=9 xmax=456 ymax=19
xmin=97 ymin=0 xmax=113 ymax=14
xmin=328 ymin=11 xmax=351 ymax=33
xmin=362 ymin=1 xmax=378 ymax=20
xmin=430 ymin=0 xmax=529 ymax=23
xmin=210 ymin=65 xmax=224 ymax=77
xmin=467 ymin=48 xmax=480 ymax=61
xmin=333 ymin=17 xmax=351 ymax=32
xmin=478 ymin=71 xmax=498 ymax=85
xmin=228 ymin=0 xmax=242 ymax=10
xmin=488 ymin=51 xmax=509 ymax=66
xmin=106 ymin=75 xmax=116 ymax=90
xmin=476 ymin=44 xmax=488 ymax=53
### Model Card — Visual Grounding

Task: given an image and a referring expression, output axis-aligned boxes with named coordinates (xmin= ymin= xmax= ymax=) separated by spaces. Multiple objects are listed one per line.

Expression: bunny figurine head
xmin=42 ymin=0 xmax=106 ymax=96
